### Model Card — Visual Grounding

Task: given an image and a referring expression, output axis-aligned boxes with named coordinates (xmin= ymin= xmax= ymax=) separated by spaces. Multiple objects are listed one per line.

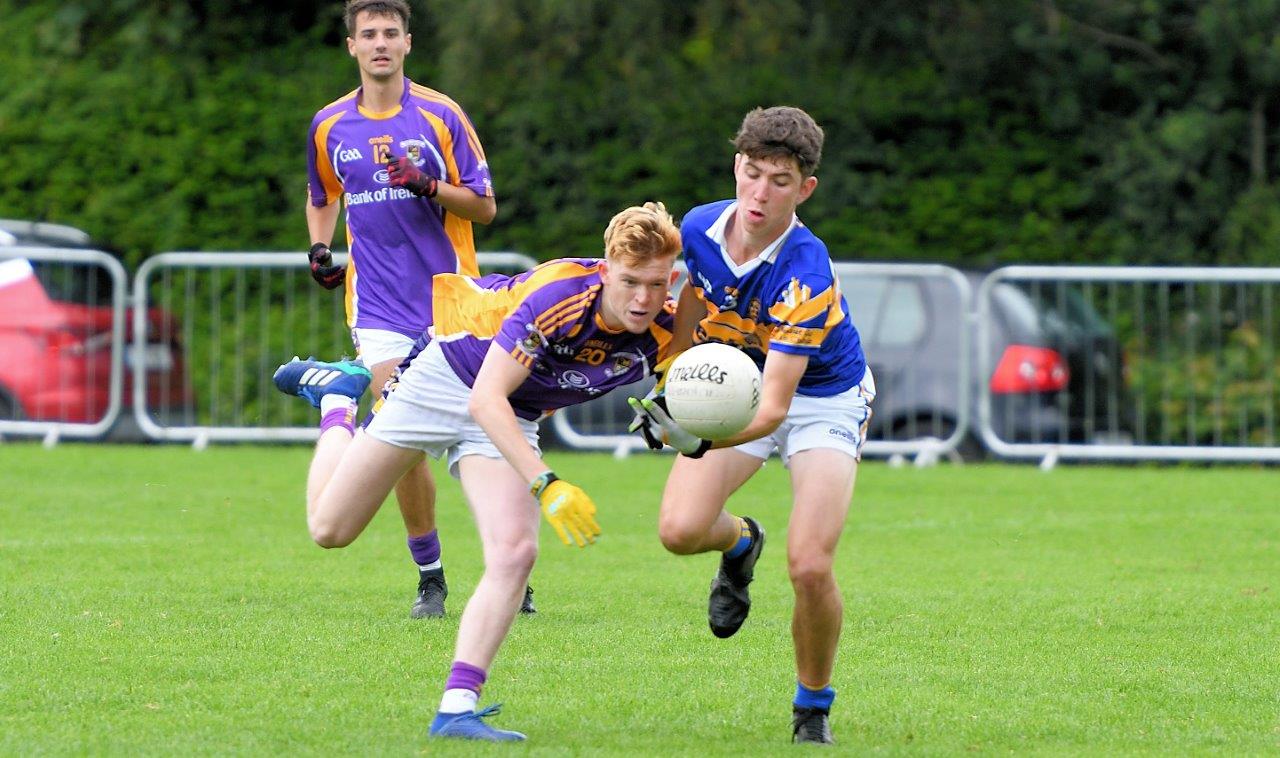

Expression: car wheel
xmin=0 ymin=388 xmax=22 ymax=421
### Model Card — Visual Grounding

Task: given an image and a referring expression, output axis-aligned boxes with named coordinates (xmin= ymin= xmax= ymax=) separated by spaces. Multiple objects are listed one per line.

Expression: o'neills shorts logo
xmin=668 ymin=362 xmax=728 ymax=384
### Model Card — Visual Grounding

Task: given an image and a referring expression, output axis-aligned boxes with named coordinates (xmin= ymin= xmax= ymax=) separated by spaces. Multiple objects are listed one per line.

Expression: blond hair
xmin=602 ymin=202 xmax=682 ymax=266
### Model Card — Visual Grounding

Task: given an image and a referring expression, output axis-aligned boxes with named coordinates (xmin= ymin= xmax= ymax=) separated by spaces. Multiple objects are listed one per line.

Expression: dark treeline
xmin=2 ymin=0 xmax=1278 ymax=267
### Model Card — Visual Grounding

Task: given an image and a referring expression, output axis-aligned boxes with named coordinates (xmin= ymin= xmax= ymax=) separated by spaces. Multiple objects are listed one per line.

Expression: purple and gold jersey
xmin=681 ymin=199 xmax=865 ymax=397
xmin=307 ymin=77 xmax=494 ymax=336
xmin=429 ymin=259 xmax=676 ymax=420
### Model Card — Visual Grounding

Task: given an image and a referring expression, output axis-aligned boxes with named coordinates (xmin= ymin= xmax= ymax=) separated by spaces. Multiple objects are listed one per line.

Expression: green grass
xmin=1 ymin=444 xmax=1277 ymax=756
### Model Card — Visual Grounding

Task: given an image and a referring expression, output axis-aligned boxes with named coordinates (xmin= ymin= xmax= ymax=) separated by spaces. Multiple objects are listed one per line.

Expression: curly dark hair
xmin=732 ymin=106 xmax=824 ymax=176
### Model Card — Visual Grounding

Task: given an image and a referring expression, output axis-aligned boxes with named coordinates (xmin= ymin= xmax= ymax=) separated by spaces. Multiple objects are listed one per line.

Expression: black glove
xmin=387 ymin=153 xmax=438 ymax=198
xmin=308 ymin=242 xmax=345 ymax=290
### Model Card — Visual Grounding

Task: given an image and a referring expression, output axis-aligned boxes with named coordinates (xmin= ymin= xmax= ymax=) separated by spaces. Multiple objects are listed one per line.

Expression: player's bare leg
xmin=656 ymin=449 xmax=763 ymax=554
xmin=369 ymin=357 xmax=451 ymax=617
xmin=785 ymin=447 xmax=857 ymax=744
xmin=428 ymin=454 xmax=537 ymax=742
xmin=658 ymin=449 xmax=768 ymax=638
xmin=370 ymin=358 xmax=439 ymax=536
xmin=308 ymin=430 xmax=423 ymax=548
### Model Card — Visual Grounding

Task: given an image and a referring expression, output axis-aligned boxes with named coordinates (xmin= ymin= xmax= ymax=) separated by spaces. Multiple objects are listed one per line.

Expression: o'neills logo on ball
xmin=669 ymin=363 xmax=727 ymax=384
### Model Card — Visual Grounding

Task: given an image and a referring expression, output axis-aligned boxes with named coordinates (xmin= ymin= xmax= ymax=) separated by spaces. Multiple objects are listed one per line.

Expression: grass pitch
xmin=1 ymin=444 xmax=1277 ymax=755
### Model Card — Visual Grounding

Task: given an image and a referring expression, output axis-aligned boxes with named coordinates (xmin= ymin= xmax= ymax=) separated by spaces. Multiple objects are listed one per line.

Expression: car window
xmin=30 ymin=260 xmax=115 ymax=305
xmin=839 ymin=275 xmax=927 ymax=349
xmin=839 ymin=276 xmax=888 ymax=338
xmin=875 ymin=279 xmax=927 ymax=347
xmin=991 ymin=282 xmax=1043 ymax=343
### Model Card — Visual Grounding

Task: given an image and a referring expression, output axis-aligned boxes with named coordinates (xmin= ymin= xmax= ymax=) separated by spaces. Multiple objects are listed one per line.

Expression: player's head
xmin=731 ymin=106 xmax=822 ymax=238
xmin=345 ymin=0 xmax=412 ymax=82
xmin=598 ymin=202 xmax=682 ymax=334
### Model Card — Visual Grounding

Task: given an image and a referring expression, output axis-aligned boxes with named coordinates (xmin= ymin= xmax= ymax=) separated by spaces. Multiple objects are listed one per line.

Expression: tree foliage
xmin=2 ymin=0 xmax=1280 ymax=267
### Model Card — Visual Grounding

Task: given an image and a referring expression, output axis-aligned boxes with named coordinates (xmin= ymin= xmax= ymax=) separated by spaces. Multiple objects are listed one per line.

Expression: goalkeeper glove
xmin=308 ymin=243 xmax=345 ymax=290
xmin=626 ymin=351 xmax=683 ymax=450
xmin=531 ymin=471 xmax=601 ymax=547
xmin=386 ymin=153 xmax=438 ymax=198
xmin=627 ymin=395 xmax=713 ymax=458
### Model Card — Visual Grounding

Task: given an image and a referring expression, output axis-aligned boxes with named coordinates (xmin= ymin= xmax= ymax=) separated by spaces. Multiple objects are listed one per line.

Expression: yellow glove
xmin=531 ymin=471 xmax=601 ymax=547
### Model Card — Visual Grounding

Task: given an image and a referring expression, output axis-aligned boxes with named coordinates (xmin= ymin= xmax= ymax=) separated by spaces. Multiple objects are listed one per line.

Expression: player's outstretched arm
xmin=716 ymin=350 xmax=808 ymax=446
xmin=469 ymin=343 xmax=600 ymax=548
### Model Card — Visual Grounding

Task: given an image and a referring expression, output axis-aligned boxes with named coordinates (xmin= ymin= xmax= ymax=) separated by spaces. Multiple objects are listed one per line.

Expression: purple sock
xmin=408 ymin=530 xmax=441 ymax=566
xmin=319 ymin=407 xmax=355 ymax=435
xmin=445 ymin=660 xmax=487 ymax=693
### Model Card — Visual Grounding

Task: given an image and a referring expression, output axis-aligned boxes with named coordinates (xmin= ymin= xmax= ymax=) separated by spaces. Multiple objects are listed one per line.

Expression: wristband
xmin=530 ymin=470 xmax=559 ymax=498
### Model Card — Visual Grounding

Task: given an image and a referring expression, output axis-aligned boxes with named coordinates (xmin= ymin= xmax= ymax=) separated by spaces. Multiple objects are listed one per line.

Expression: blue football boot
xmin=272 ymin=356 xmax=371 ymax=408
xmin=429 ymin=704 xmax=526 ymax=742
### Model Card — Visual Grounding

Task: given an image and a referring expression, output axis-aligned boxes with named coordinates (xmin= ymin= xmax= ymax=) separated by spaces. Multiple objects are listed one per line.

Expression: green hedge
xmin=3 ymin=1 xmax=1280 ymax=267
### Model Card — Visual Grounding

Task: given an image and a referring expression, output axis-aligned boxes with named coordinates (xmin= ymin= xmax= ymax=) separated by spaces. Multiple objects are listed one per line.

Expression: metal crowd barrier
xmin=0 ymin=247 xmax=127 ymax=444
xmin=8 ymin=246 xmax=1280 ymax=465
xmin=132 ymin=251 xmax=538 ymax=445
xmin=978 ymin=266 xmax=1280 ymax=462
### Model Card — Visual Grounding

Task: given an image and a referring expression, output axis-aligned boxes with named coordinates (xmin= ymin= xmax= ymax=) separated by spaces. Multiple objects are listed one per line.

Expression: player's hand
xmin=627 ymin=395 xmax=713 ymax=459
xmin=386 ymin=153 xmax=438 ymax=198
xmin=308 ymin=243 xmax=345 ymax=290
xmin=627 ymin=385 xmax=666 ymax=451
xmin=531 ymin=472 xmax=601 ymax=547
xmin=651 ymin=352 xmax=680 ymax=394
xmin=626 ymin=352 xmax=684 ymax=450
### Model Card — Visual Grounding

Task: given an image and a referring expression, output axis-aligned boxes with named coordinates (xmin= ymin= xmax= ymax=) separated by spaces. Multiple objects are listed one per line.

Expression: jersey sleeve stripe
xmin=533 ymin=289 xmax=596 ymax=332
xmin=508 ymin=345 xmax=535 ymax=368
xmin=313 ymin=111 xmax=347 ymax=205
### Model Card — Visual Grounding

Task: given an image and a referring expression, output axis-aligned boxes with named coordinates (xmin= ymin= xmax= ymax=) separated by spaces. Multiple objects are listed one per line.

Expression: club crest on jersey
xmin=397 ymin=139 xmax=427 ymax=166
xmin=607 ymin=350 xmax=643 ymax=378
xmin=519 ymin=324 xmax=548 ymax=356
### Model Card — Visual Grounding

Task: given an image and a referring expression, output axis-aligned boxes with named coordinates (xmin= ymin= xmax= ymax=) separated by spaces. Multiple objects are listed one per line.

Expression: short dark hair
xmin=344 ymin=0 xmax=411 ymax=34
xmin=732 ymin=106 xmax=824 ymax=176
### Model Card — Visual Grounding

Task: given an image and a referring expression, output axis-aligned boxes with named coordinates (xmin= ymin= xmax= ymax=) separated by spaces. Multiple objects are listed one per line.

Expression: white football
xmin=663 ymin=342 xmax=761 ymax=440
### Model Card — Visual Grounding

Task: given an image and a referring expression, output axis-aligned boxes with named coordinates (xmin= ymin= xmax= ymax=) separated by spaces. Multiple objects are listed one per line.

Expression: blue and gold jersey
xmin=431 ymin=259 xmax=676 ymax=420
xmin=681 ymin=199 xmax=865 ymax=397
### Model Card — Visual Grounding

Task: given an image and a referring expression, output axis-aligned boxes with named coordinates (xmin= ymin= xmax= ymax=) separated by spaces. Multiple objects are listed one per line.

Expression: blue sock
xmin=794 ymin=682 xmax=835 ymax=711
xmin=723 ymin=517 xmax=752 ymax=559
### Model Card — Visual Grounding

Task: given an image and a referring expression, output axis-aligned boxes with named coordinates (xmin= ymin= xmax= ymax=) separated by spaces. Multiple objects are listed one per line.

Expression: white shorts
xmin=733 ymin=367 xmax=876 ymax=466
xmin=351 ymin=327 xmax=417 ymax=367
xmin=363 ymin=340 xmax=541 ymax=478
